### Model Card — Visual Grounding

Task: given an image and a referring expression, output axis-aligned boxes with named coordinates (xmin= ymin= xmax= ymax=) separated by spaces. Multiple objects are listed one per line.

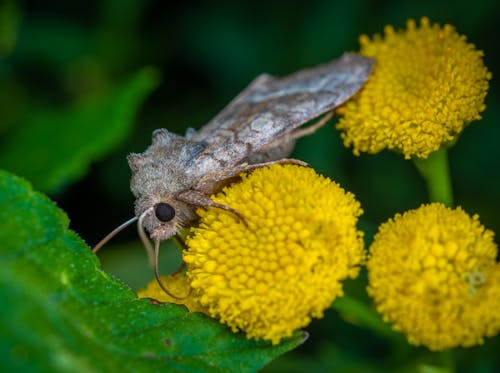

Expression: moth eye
xmin=154 ymin=202 xmax=175 ymax=222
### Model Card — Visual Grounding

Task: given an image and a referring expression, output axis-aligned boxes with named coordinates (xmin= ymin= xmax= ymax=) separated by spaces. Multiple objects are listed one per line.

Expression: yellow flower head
xmin=183 ymin=164 xmax=365 ymax=344
xmin=137 ymin=272 xmax=207 ymax=313
xmin=337 ymin=17 xmax=491 ymax=159
xmin=367 ymin=203 xmax=500 ymax=350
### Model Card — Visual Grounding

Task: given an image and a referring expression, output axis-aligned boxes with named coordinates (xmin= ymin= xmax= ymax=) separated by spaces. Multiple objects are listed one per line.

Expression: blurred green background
xmin=1 ymin=0 xmax=499 ymax=371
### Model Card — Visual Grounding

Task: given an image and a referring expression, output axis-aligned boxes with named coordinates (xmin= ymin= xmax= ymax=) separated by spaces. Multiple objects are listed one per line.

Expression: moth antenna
xmin=154 ymin=238 xmax=191 ymax=300
xmin=92 ymin=216 xmax=138 ymax=254
xmin=137 ymin=207 xmax=155 ymax=268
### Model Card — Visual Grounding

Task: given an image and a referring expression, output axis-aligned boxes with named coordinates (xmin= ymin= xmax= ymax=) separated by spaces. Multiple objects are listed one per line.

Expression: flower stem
xmin=413 ymin=148 xmax=454 ymax=206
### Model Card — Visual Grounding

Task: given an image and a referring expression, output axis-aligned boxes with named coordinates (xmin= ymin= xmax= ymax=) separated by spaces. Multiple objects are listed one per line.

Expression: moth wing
xmin=185 ymin=53 xmax=374 ymax=175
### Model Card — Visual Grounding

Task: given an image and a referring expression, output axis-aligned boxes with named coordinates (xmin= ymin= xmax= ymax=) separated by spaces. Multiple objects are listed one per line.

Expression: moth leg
xmin=193 ymin=158 xmax=308 ymax=195
xmin=288 ymin=111 xmax=334 ymax=140
xmin=233 ymin=158 xmax=308 ymax=174
xmin=176 ymin=190 xmax=248 ymax=226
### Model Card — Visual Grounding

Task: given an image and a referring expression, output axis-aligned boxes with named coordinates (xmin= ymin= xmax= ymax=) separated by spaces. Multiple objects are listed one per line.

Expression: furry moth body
xmin=128 ymin=54 xmax=374 ymax=242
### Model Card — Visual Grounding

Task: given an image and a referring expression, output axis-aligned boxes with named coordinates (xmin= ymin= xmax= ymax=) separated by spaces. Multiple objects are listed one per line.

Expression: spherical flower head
xmin=183 ymin=164 xmax=365 ymax=344
xmin=337 ymin=17 xmax=491 ymax=159
xmin=367 ymin=203 xmax=500 ymax=350
xmin=137 ymin=272 xmax=207 ymax=313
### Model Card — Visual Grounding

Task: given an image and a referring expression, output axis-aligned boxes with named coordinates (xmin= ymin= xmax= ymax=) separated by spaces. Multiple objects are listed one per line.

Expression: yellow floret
xmin=337 ymin=17 xmax=491 ymax=159
xmin=184 ymin=164 xmax=365 ymax=344
xmin=367 ymin=203 xmax=500 ymax=350
xmin=137 ymin=272 xmax=206 ymax=313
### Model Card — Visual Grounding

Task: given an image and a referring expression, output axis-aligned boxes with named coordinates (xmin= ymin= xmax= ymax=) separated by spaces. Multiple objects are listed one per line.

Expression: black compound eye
xmin=154 ymin=202 xmax=175 ymax=222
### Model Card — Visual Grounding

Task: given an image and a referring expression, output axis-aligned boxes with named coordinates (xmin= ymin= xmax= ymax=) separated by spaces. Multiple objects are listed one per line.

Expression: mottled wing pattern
xmin=185 ymin=53 xmax=374 ymax=175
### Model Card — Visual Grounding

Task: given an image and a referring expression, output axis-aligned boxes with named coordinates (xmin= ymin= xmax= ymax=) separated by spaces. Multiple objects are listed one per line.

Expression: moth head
xmin=137 ymin=197 xmax=190 ymax=242
xmin=90 ymin=199 xmax=180 ymax=261
xmin=134 ymin=197 xmax=194 ymax=300
xmin=92 ymin=196 xmax=192 ymax=301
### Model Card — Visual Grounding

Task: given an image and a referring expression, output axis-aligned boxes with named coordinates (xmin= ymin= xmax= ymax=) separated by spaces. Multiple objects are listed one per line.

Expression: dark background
xmin=1 ymin=0 xmax=499 ymax=371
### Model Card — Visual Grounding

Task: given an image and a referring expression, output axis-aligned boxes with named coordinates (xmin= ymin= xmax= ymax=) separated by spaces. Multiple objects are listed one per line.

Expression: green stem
xmin=413 ymin=148 xmax=454 ymax=206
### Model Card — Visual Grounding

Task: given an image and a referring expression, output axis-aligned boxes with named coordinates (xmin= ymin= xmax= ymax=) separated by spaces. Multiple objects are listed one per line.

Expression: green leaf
xmin=0 ymin=170 xmax=305 ymax=373
xmin=0 ymin=68 xmax=159 ymax=193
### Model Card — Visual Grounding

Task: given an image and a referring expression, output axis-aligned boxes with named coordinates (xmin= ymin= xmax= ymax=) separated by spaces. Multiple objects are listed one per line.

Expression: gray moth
xmin=94 ymin=53 xmax=373 ymax=295
xmin=129 ymin=53 xmax=373 ymax=243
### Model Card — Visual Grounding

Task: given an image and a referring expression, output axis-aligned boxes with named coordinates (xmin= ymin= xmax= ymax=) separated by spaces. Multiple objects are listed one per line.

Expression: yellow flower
xmin=137 ymin=272 xmax=206 ymax=313
xmin=337 ymin=17 xmax=491 ymax=159
xmin=183 ymin=164 xmax=365 ymax=344
xmin=367 ymin=203 xmax=500 ymax=350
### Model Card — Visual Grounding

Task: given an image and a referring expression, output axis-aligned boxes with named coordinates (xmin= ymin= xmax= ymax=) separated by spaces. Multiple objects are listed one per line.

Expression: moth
xmin=94 ymin=53 xmax=374 ymax=296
